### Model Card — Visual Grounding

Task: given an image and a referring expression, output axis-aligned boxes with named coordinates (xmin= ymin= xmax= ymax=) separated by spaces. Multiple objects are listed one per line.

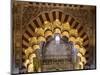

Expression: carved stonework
xmin=12 ymin=1 xmax=96 ymax=74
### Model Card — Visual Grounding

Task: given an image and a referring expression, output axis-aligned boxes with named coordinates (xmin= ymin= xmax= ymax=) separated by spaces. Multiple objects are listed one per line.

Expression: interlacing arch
xmin=23 ymin=19 xmax=86 ymax=72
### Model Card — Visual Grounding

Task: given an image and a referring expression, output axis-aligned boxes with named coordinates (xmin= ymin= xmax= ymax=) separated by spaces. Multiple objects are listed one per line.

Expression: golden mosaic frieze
xmin=23 ymin=19 xmax=87 ymax=70
xmin=61 ymin=31 xmax=69 ymax=38
xmin=35 ymin=28 xmax=44 ymax=36
xmin=29 ymin=37 xmax=37 ymax=45
xmin=62 ymin=22 xmax=70 ymax=31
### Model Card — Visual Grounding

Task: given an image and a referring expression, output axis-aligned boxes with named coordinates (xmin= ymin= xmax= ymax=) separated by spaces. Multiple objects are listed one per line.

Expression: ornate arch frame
xmin=12 ymin=1 xmax=96 ymax=74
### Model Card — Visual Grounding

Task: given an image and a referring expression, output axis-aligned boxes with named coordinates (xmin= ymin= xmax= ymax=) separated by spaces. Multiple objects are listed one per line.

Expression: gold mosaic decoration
xmin=23 ymin=19 xmax=86 ymax=72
